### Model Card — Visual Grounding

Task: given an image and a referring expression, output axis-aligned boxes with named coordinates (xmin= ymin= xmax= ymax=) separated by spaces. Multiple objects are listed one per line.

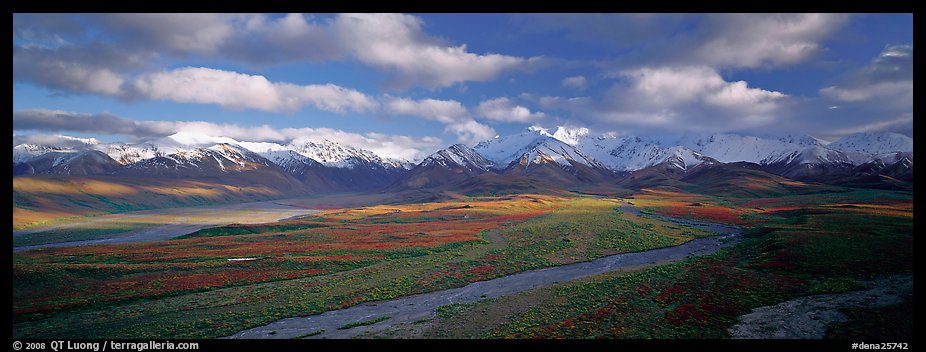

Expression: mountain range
xmin=12 ymin=128 xmax=914 ymax=194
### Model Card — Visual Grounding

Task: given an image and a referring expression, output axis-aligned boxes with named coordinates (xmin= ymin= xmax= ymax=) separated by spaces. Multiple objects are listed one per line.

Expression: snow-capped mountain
xmin=259 ymin=150 xmax=323 ymax=174
xmin=828 ymin=132 xmax=914 ymax=155
xmin=12 ymin=128 xmax=913 ymax=192
xmin=551 ymin=126 xmax=589 ymax=146
xmin=575 ymin=135 xmax=715 ymax=171
xmin=392 ymin=144 xmax=496 ymax=190
xmin=120 ymin=142 xmax=276 ymax=176
xmin=17 ymin=150 xmax=121 ymax=175
xmin=421 ymin=144 xmax=495 ymax=173
xmin=473 ymin=126 xmax=602 ymax=169
xmin=92 ymin=142 xmax=161 ymax=165
xmin=291 ymin=140 xmax=409 ymax=170
xmin=13 ymin=144 xmax=71 ymax=163
xmin=761 ymin=145 xmax=855 ymax=179
xmin=671 ymin=133 xmax=827 ymax=165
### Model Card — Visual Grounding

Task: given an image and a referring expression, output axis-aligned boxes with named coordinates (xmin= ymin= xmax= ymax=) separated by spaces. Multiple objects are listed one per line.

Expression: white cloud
xmin=444 ymin=120 xmax=497 ymax=146
xmin=101 ymin=13 xmax=246 ymax=54
xmin=16 ymin=13 xmax=535 ymax=94
xmin=128 ymin=67 xmax=378 ymax=113
xmin=476 ymin=97 xmax=548 ymax=123
xmin=621 ymin=66 xmax=786 ymax=114
xmin=381 ymin=97 xmax=491 ymax=145
xmin=380 ymin=96 xmax=511 ymax=146
xmin=13 ymin=109 xmax=177 ymax=136
xmin=383 ymin=97 xmax=469 ymax=124
xmin=878 ymin=44 xmax=912 ymax=59
xmin=819 ymin=44 xmax=913 ymax=111
xmin=537 ymin=66 xmax=790 ymax=134
xmin=693 ymin=14 xmax=849 ymax=68
xmin=820 ymin=81 xmax=912 ymax=102
xmin=562 ymin=75 xmax=588 ymax=90
xmin=334 ymin=13 xmax=537 ymax=89
xmin=13 ymin=44 xmax=132 ymax=96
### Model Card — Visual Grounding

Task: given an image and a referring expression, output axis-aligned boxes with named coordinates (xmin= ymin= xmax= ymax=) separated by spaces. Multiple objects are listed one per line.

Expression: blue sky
xmin=12 ymin=13 xmax=913 ymax=160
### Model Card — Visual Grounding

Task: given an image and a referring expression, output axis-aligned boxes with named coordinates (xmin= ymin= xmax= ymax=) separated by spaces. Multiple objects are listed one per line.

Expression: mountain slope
xmin=828 ymin=132 xmax=914 ymax=155
xmin=390 ymin=144 xmax=494 ymax=190
xmin=14 ymin=150 xmax=123 ymax=176
xmin=576 ymin=135 xmax=716 ymax=171
xmin=473 ymin=127 xmax=614 ymax=184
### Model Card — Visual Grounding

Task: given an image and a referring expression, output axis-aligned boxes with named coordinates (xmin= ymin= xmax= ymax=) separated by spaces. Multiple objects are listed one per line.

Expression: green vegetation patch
xmin=293 ymin=329 xmax=325 ymax=338
xmin=337 ymin=316 xmax=391 ymax=330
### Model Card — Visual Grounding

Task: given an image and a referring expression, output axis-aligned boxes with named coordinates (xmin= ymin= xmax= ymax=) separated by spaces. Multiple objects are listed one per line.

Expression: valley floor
xmin=14 ymin=200 xmax=318 ymax=251
xmin=229 ymin=203 xmax=738 ymax=339
xmin=12 ymin=187 xmax=913 ymax=340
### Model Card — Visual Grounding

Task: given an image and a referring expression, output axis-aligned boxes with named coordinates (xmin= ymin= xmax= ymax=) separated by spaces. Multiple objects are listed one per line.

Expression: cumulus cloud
xmin=620 ymin=66 xmax=786 ymax=114
xmin=14 ymin=42 xmax=378 ymax=114
xmin=476 ymin=97 xmax=548 ymax=123
xmin=214 ymin=13 xmax=346 ymax=64
xmin=334 ymin=13 xmax=537 ymax=89
xmin=820 ymin=81 xmax=912 ymax=102
xmin=13 ymin=109 xmax=444 ymax=161
xmin=520 ymin=14 xmax=848 ymax=70
xmin=14 ymin=13 xmax=534 ymax=92
xmin=12 ymin=44 xmax=148 ymax=95
xmin=128 ymin=67 xmax=378 ymax=113
xmin=13 ymin=109 xmax=177 ymax=137
xmin=689 ymin=14 xmax=849 ymax=68
xmin=101 ymin=13 xmax=245 ymax=54
xmin=819 ymin=44 xmax=912 ymax=110
xmin=562 ymin=75 xmax=588 ymax=90
xmin=534 ymin=66 xmax=789 ymax=134
xmin=811 ymin=44 xmax=913 ymax=139
xmin=383 ymin=97 xmax=469 ymax=124
xmin=382 ymin=97 xmax=493 ymax=145
xmin=444 ymin=120 xmax=497 ymax=146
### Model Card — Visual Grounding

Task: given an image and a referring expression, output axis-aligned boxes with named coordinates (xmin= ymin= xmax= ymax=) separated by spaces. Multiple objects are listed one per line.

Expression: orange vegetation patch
xmin=629 ymin=189 xmax=752 ymax=226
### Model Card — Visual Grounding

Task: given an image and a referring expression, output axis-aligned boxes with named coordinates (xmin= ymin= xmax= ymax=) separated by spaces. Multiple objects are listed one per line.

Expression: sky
xmin=12 ymin=13 xmax=914 ymax=161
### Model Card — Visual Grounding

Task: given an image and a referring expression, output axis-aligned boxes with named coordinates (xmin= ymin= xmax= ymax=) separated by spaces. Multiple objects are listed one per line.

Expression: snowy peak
xmin=473 ymin=127 xmax=599 ymax=169
xmin=16 ymin=149 xmax=121 ymax=175
xmin=292 ymin=139 xmax=395 ymax=170
xmin=92 ymin=143 xmax=161 ymax=165
xmin=13 ymin=144 xmax=70 ymax=163
xmin=828 ymin=132 xmax=913 ymax=155
xmin=774 ymin=134 xmax=827 ymax=148
xmin=260 ymin=149 xmax=319 ymax=167
xmin=125 ymin=142 xmax=270 ymax=173
xmin=774 ymin=146 xmax=853 ymax=166
xmin=672 ymin=133 xmax=823 ymax=164
xmin=575 ymin=135 xmax=711 ymax=171
xmin=552 ymin=126 xmax=590 ymax=146
xmin=207 ymin=143 xmax=272 ymax=168
xmin=423 ymin=144 xmax=495 ymax=172
xmin=473 ymin=127 xmax=554 ymax=165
